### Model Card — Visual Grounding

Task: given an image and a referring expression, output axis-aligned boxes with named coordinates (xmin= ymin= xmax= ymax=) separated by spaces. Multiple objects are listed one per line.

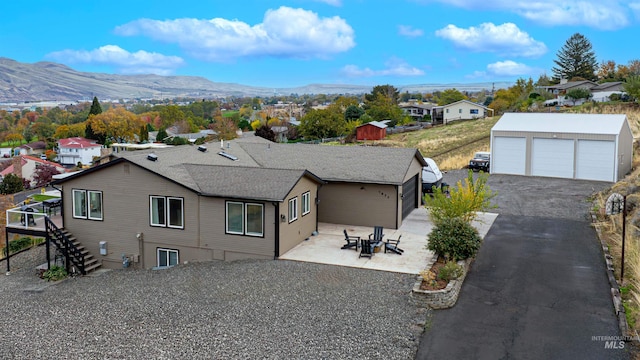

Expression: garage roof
xmin=493 ymin=113 xmax=628 ymax=135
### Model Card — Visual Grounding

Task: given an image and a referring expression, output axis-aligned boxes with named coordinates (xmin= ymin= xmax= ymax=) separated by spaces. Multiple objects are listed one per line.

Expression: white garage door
xmin=492 ymin=137 xmax=526 ymax=175
xmin=532 ymin=138 xmax=574 ymax=178
xmin=576 ymin=140 xmax=615 ymax=181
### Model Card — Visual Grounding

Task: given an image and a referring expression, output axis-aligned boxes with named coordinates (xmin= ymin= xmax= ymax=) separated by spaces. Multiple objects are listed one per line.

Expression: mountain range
xmin=0 ymin=57 xmax=512 ymax=102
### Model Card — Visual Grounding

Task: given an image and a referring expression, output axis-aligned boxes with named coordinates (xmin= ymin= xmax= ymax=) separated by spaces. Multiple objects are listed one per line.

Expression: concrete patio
xmin=279 ymin=207 xmax=498 ymax=274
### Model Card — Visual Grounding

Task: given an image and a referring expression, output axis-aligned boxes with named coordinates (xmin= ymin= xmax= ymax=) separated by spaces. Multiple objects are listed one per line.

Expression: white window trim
xmin=245 ymin=203 xmax=264 ymax=237
xmin=226 ymin=201 xmax=245 ymax=235
xmin=150 ymin=196 xmax=184 ymax=229
xmin=302 ymin=192 xmax=310 ymax=216
xmin=87 ymin=190 xmax=103 ymax=221
xmin=150 ymin=196 xmax=166 ymax=227
xmin=289 ymin=197 xmax=298 ymax=223
xmin=73 ymin=189 xmax=103 ymax=220
xmin=167 ymin=197 xmax=184 ymax=229
xmin=157 ymin=248 xmax=179 ymax=268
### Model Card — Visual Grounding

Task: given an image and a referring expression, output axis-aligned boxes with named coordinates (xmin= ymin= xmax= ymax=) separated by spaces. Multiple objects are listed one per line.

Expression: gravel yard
xmin=0 ymin=246 xmax=426 ymax=359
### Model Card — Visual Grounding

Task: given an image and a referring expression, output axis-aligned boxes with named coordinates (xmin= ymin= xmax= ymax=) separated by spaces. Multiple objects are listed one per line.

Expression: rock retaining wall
xmin=410 ymin=256 xmax=472 ymax=309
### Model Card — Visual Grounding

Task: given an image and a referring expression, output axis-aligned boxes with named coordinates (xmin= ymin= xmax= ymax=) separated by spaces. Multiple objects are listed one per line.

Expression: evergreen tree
xmin=156 ymin=127 xmax=168 ymax=143
xmin=552 ymin=33 xmax=597 ymax=81
xmin=88 ymin=96 xmax=103 ymax=117
xmin=0 ymin=174 xmax=24 ymax=194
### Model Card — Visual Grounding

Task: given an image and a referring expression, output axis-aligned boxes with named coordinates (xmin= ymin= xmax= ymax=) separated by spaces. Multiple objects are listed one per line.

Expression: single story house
xmin=57 ymin=137 xmax=103 ymax=166
xmin=400 ymin=103 xmax=433 ymax=121
xmin=356 ymin=121 xmax=388 ymax=141
xmin=52 ymin=139 xmax=426 ymax=269
xmin=432 ymin=100 xmax=493 ymax=125
xmin=490 ymin=113 xmax=633 ymax=182
xmin=15 ymin=141 xmax=46 ymax=157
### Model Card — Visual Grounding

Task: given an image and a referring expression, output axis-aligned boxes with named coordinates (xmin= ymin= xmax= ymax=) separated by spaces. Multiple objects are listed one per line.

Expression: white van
xmin=422 ymin=158 xmax=443 ymax=193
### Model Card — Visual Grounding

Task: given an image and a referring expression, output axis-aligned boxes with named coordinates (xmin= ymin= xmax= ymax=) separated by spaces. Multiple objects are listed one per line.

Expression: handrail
xmin=45 ymin=217 xmax=86 ymax=275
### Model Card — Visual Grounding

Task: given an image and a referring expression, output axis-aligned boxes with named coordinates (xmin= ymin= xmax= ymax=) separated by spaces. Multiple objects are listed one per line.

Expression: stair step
xmin=84 ymin=262 xmax=102 ymax=273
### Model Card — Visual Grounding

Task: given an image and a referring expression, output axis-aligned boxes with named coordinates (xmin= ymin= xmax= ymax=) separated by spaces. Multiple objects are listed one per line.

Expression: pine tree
xmin=552 ymin=33 xmax=597 ymax=81
xmin=89 ymin=96 xmax=103 ymax=117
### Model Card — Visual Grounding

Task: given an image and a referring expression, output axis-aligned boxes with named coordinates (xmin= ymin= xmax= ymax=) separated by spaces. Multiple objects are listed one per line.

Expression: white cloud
xmin=486 ymin=60 xmax=534 ymax=77
xmin=46 ymin=45 xmax=184 ymax=75
xmin=115 ymin=6 xmax=355 ymax=61
xmin=313 ymin=0 xmax=342 ymax=6
xmin=341 ymin=57 xmax=425 ymax=77
xmin=418 ymin=0 xmax=630 ymax=30
xmin=398 ymin=25 xmax=424 ymax=38
xmin=435 ymin=22 xmax=547 ymax=58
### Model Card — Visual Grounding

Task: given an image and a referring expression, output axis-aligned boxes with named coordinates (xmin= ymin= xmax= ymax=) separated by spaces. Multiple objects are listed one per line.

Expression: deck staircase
xmin=45 ymin=218 xmax=101 ymax=275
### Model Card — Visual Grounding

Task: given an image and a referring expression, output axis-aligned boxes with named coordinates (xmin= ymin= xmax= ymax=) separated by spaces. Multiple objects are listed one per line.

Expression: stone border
xmin=410 ymin=254 xmax=472 ymax=309
xmin=591 ymin=212 xmax=630 ymax=339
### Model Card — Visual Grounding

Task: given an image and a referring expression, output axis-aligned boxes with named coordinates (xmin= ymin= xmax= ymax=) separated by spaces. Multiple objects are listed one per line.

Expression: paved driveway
xmin=417 ymin=172 xmax=630 ymax=359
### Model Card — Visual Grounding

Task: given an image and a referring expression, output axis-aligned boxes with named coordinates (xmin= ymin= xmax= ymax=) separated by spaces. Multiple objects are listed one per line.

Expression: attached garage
xmin=490 ymin=113 xmax=633 ymax=182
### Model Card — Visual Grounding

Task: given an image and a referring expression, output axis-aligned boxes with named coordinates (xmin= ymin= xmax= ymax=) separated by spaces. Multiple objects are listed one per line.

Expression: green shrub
xmin=427 ymin=217 xmax=482 ymax=260
xmin=8 ymin=237 xmax=42 ymax=253
xmin=41 ymin=265 xmax=68 ymax=282
xmin=424 ymin=170 xmax=496 ymax=225
xmin=437 ymin=261 xmax=464 ymax=281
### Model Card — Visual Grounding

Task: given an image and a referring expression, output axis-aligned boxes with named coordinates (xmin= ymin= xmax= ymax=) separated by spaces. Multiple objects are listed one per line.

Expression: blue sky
xmin=1 ymin=0 xmax=639 ymax=88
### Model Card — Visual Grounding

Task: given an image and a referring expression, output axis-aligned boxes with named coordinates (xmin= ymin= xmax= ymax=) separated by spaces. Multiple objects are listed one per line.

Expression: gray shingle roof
xmin=183 ymin=165 xmax=320 ymax=201
xmin=237 ymin=142 xmax=425 ymax=185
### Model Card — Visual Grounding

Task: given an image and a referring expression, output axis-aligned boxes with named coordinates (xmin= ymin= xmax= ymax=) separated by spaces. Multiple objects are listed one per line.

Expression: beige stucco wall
xmin=277 ymin=176 xmax=319 ymax=256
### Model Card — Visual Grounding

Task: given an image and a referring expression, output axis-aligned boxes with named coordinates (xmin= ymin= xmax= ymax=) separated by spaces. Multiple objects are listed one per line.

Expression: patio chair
xmin=341 ymin=229 xmax=360 ymax=250
xmin=368 ymin=226 xmax=385 ymax=244
xmin=359 ymin=239 xmax=374 ymax=258
xmin=384 ymin=235 xmax=404 ymax=255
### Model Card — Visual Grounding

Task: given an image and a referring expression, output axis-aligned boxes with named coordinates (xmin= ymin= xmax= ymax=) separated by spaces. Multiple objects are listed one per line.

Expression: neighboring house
xmin=0 ymin=155 xmax=66 ymax=187
xmin=57 ymin=137 xmax=102 ymax=166
xmin=15 ymin=141 xmax=46 ymax=156
xmin=432 ymin=100 xmax=494 ymax=125
xmin=545 ymin=80 xmax=598 ymax=96
xmin=0 ymin=147 xmax=11 ymax=158
xmin=53 ymin=140 xmax=426 ymax=269
xmin=591 ymin=82 xmax=626 ymax=102
xmin=490 ymin=113 xmax=633 ymax=182
xmin=271 ymin=126 xmax=289 ymax=143
xmin=400 ymin=103 xmax=433 ymax=121
xmin=356 ymin=121 xmax=388 ymax=141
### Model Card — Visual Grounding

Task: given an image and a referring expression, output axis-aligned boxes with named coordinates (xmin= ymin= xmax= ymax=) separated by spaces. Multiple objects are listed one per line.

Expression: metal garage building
xmin=490 ymin=113 xmax=634 ymax=182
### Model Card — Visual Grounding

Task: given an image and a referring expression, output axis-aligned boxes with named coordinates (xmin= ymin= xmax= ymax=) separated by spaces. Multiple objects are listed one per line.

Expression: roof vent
xmin=218 ymin=151 xmax=238 ymax=161
xmin=147 ymin=153 xmax=158 ymax=162
xmin=197 ymin=145 xmax=207 ymax=152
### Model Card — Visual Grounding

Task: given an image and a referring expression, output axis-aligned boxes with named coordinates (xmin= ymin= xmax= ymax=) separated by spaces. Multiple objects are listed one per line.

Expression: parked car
xmin=469 ymin=151 xmax=490 ymax=172
xmin=422 ymin=158 xmax=443 ymax=194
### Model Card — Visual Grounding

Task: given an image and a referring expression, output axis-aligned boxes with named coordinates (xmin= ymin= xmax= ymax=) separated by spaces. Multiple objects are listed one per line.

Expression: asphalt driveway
xmin=417 ymin=172 xmax=629 ymax=359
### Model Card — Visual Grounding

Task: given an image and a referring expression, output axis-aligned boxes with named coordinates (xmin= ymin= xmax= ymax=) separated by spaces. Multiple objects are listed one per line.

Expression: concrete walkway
xmin=279 ymin=207 xmax=497 ymax=274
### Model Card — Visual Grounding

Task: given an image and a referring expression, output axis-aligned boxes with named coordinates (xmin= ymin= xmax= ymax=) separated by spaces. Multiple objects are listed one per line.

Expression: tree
xmin=438 ymin=88 xmax=467 ymax=106
xmin=88 ymin=96 xmax=103 ymax=118
xmin=156 ymin=127 xmax=168 ymax=143
xmin=0 ymin=173 xmax=24 ymax=194
xmin=565 ymin=88 xmax=592 ymax=105
xmin=255 ymin=125 xmax=276 ymax=142
xmin=345 ymin=104 xmax=364 ymax=121
xmin=139 ymin=125 xmax=149 ymax=142
xmin=210 ymin=118 xmax=238 ymax=140
xmin=32 ymin=164 xmax=61 ymax=187
xmin=623 ymin=75 xmax=640 ymax=101
xmin=298 ymin=108 xmax=345 ymax=139
xmin=552 ymin=33 xmax=597 ymax=81
xmin=85 ymin=107 xmax=145 ymax=143
xmin=364 ymin=85 xmax=399 ymax=105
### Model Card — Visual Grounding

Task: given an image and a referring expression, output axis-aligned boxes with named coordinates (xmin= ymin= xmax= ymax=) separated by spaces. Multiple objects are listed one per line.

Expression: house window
xmin=459 ymin=109 xmax=462 ymax=113
xmin=157 ymin=248 xmax=179 ymax=267
xmin=150 ymin=196 xmax=184 ymax=229
xmin=72 ymin=189 xmax=103 ymax=220
xmin=446 ymin=109 xmax=449 ymax=113
xmin=302 ymin=192 xmax=311 ymax=216
xmin=288 ymin=197 xmax=298 ymax=223
xmin=226 ymin=201 xmax=263 ymax=237
xmin=470 ymin=109 xmax=479 ymax=114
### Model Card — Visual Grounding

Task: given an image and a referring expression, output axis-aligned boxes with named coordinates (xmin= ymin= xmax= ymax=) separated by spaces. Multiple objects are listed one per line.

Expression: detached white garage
xmin=490 ymin=113 xmax=633 ymax=182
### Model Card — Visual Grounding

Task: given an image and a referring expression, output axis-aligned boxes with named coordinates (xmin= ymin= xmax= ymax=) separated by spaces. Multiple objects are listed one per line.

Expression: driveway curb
xmin=591 ymin=212 xmax=631 ymax=339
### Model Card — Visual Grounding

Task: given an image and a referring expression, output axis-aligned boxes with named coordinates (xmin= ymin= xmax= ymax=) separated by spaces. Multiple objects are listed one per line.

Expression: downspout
xmin=272 ymin=202 xmax=279 ymax=260
xmin=315 ymin=183 xmax=323 ymax=232
xmin=395 ymin=185 xmax=399 ymax=229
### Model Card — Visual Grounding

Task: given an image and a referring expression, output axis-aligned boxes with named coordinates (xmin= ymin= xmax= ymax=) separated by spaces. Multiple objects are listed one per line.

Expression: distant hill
xmin=0 ymin=57 xmax=512 ymax=102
